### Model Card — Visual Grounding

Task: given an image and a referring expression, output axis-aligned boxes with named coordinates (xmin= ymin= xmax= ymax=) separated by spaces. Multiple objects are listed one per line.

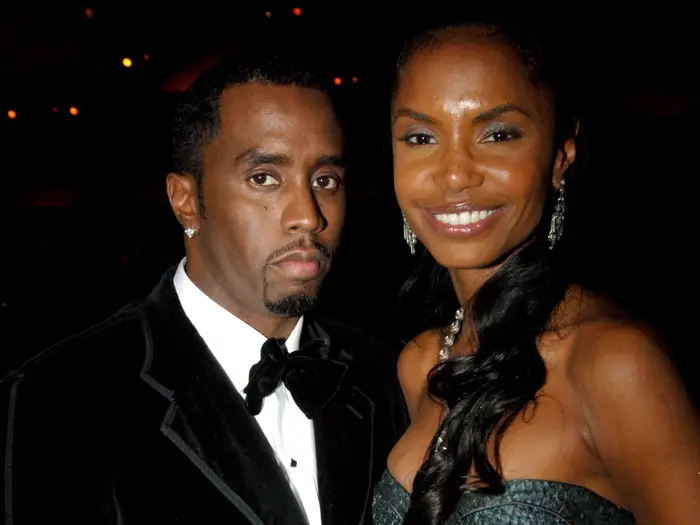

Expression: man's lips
xmin=269 ymin=250 xmax=327 ymax=280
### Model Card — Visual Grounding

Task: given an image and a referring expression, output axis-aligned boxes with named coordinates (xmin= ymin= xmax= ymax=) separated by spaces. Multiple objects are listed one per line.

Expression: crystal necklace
xmin=434 ymin=307 xmax=465 ymax=451
xmin=439 ymin=307 xmax=465 ymax=362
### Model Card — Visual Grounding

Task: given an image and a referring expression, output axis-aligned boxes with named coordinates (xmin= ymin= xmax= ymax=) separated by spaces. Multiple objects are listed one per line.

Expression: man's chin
xmin=264 ymin=293 xmax=318 ymax=317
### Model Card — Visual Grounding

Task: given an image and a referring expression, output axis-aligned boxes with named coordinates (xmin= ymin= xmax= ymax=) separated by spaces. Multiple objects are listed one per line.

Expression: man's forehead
xmin=215 ymin=84 xmax=341 ymax=155
xmin=219 ymin=82 xmax=332 ymax=120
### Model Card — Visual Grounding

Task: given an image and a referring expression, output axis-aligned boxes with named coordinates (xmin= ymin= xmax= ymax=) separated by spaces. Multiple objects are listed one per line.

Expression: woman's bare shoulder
xmin=397 ymin=329 xmax=443 ymax=419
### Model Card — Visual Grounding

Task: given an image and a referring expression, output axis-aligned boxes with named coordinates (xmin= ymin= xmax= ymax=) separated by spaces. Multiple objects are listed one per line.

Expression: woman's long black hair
xmin=397 ymin=20 xmax=586 ymax=525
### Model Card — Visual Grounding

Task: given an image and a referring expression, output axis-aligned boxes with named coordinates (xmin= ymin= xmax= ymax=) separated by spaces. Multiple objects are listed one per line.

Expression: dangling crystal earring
xmin=548 ymin=177 xmax=566 ymax=250
xmin=184 ymin=227 xmax=198 ymax=239
xmin=402 ymin=212 xmax=417 ymax=255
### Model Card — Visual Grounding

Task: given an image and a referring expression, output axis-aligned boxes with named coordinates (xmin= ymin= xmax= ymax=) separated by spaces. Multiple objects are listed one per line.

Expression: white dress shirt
xmin=173 ymin=258 xmax=321 ymax=525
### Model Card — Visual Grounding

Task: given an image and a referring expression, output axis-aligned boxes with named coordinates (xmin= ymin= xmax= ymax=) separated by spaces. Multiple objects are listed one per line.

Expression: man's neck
xmin=183 ymin=258 xmax=299 ymax=340
xmin=230 ymin=310 xmax=300 ymax=340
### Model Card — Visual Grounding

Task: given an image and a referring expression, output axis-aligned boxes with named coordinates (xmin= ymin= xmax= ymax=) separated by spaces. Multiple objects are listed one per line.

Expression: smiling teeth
xmin=434 ymin=209 xmax=495 ymax=225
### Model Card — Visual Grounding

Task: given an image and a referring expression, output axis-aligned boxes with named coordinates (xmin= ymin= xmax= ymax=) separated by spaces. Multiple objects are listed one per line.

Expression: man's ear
xmin=166 ymin=172 xmax=201 ymax=230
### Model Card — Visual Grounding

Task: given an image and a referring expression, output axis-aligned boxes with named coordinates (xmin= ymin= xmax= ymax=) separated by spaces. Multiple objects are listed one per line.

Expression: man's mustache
xmin=263 ymin=238 xmax=332 ymax=269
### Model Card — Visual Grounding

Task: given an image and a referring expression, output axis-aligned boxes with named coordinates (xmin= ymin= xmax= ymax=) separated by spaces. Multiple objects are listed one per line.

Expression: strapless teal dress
xmin=372 ymin=470 xmax=636 ymax=524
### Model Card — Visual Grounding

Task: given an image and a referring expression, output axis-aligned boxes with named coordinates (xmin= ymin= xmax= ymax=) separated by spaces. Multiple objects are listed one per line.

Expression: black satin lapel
xmin=314 ymin=385 xmax=374 ymax=525
xmin=139 ymin=268 xmax=309 ymax=525
xmin=161 ymin=370 xmax=309 ymax=525
xmin=160 ymin=400 xmax=265 ymax=525
xmin=300 ymin=318 xmax=331 ymax=353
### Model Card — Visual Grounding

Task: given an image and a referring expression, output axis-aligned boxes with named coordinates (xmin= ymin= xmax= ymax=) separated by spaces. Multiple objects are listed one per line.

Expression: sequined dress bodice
xmin=372 ymin=470 xmax=636 ymax=525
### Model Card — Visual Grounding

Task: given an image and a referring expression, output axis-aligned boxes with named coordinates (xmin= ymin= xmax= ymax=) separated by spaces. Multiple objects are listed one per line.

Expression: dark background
xmin=1 ymin=2 xmax=698 ymax=393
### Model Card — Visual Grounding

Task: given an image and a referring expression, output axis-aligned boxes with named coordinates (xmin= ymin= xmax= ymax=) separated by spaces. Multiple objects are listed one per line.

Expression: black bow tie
xmin=243 ymin=337 xmax=348 ymax=419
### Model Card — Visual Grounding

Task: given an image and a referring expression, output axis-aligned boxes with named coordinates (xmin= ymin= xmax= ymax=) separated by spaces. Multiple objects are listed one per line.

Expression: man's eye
xmin=312 ymin=176 xmax=340 ymax=191
xmin=250 ymin=173 xmax=278 ymax=187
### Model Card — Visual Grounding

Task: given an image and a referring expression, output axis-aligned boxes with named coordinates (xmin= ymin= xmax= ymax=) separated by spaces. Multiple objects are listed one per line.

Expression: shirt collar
xmin=172 ymin=257 xmax=304 ymax=392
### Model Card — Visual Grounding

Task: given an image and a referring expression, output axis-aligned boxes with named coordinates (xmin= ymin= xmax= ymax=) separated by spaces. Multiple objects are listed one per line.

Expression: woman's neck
xmin=448 ymin=264 xmax=502 ymax=305
xmin=448 ymin=234 xmax=538 ymax=305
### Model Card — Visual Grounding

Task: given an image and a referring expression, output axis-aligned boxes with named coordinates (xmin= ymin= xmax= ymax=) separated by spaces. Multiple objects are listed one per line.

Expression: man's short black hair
xmin=171 ymin=48 xmax=330 ymax=185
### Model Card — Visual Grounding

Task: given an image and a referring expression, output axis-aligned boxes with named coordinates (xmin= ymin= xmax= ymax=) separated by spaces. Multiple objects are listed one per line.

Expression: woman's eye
xmin=481 ymin=127 xmax=523 ymax=143
xmin=399 ymin=133 xmax=438 ymax=146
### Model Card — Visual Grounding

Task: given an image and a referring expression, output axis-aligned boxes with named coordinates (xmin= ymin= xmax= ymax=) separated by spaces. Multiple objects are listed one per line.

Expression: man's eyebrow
xmin=310 ymin=155 xmax=345 ymax=171
xmin=234 ymin=148 xmax=291 ymax=166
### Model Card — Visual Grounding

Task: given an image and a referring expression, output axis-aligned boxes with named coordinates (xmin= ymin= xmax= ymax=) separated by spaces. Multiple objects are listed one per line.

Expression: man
xmin=1 ymin=51 xmax=407 ymax=525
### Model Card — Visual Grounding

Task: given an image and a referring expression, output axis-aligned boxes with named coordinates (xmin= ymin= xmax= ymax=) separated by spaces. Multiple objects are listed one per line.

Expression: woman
xmin=373 ymin=20 xmax=700 ymax=525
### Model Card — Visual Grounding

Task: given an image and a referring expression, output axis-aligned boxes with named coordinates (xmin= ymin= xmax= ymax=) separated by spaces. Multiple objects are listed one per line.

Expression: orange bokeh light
xmin=292 ymin=7 xmax=302 ymax=15
xmin=333 ymin=77 xmax=342 ymax=85
xmin=265 ymin=11 xmax=272 ymax=18
xmin=352 ymin=76 xmax=358 ymax=84
xmin=85 ymin=7 xmax=94 ymax=18
xmin=7 ymin=110 xmax=17 ymax=119
xmin=69 ymin=106 xmax=79 ymax=116
xmin=122 ymin=57 xmax=133 ymax=68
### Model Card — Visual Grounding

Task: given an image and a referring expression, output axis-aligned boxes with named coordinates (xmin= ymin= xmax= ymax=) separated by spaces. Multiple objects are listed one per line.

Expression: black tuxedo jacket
xmin=1 ymin=268 xmax=407 ymax=525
